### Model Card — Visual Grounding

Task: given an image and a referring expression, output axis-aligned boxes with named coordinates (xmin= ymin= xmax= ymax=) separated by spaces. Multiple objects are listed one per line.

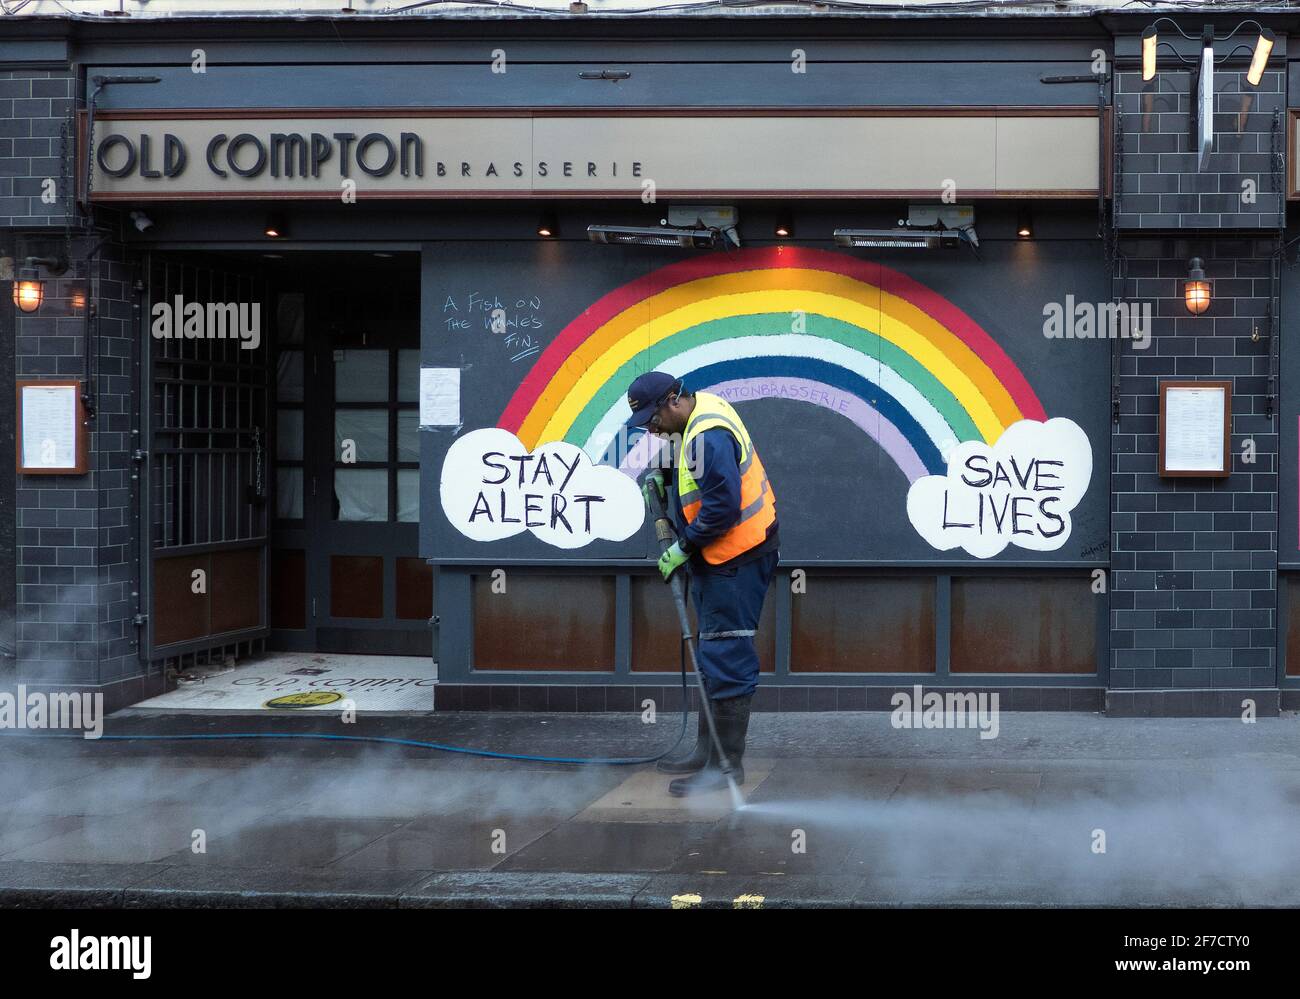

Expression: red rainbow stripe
xmin=497 ymin=245 xmax=1046 ymax=432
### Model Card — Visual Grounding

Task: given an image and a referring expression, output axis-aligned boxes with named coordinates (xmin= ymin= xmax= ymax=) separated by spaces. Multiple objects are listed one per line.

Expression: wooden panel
xmin=270 ymin=549 xmax=306 ymax=630
xmin=791 ymin=575 xmax=935 ymax=673
xmin=951 ymin=576 xmax=1095 ymax=674
xmin=330 ymin=555 xmax=384 ymax=619
xmin=152 ymin=554 xmax=208 ymax=647
xmin=396 ymin=556 xmax=434 ymax=621
xmin=473 ymin=573 xmax=614 ymax=671
xmin=210 ymin=547 xmax=263 ymax=634
xmin=630 ymin=575 xmax=775 ymax=673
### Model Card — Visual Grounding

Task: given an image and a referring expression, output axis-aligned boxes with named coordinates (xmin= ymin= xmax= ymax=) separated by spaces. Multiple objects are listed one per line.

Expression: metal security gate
xmin=140 ymin=254 xmax=270 ymax=670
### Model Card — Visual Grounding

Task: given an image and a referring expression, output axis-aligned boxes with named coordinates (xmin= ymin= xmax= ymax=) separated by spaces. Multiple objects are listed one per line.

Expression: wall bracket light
xmin=1142 ymin=19 xmax=1275 ymax=85
xmin=12 ymin=255 xmax=67 ymax=314
xmin=1142 ymin=19 xmax=1275 ymax=170
xmin=1184 ymin=256 xmax=1212 ymax=315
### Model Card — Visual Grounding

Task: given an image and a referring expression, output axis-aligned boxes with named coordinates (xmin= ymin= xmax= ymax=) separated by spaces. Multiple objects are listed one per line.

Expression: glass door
xmin=269 ymin=261 xmax=432 ymax=655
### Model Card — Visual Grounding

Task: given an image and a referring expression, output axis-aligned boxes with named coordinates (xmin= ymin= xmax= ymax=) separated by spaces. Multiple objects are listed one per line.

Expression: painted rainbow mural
xmin=497 ymin=246 xmax=1046 ymax=483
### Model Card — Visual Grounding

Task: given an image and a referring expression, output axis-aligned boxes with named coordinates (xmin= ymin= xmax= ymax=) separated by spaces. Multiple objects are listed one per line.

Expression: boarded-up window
xmin=473 ymin=573 xmax=614 ymax=671
xmin=950 ymin=575 xmax=1095 ymax=674
xmin=791 ymin=575 xmax=935 ymax=673
xmin=630 ymin=575 xmax=775 ymax=673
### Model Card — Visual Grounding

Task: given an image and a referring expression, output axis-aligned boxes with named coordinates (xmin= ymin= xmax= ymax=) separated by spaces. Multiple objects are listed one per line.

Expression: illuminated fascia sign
xmin=84 ymin=110 xmax=1101 ymax=200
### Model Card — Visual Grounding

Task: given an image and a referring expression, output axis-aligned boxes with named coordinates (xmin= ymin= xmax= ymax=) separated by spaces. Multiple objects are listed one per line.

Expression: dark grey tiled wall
xmin=1110 ymin=237 xmax=1277 ymax=690
xmin=1114 ymin=65 xmax=1285 ymax=230
xmin=13 ymin=237 xmax=138 ymax=688
xmin=0 ymin=69 xmax=76 ymax=229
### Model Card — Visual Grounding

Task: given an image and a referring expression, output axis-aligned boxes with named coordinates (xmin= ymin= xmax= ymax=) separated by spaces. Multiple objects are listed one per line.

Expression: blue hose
xmin=13 ymin=726 xmax=687 ymax=766
xmin=8 ymin=548 xmax=696 ymax=766
xmin=8 ymin=641 xmax=695 ymax=766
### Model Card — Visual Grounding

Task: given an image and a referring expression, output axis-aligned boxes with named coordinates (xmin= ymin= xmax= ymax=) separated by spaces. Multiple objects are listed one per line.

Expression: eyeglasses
xmin=648 ymin=393 xmax=676 ymax=430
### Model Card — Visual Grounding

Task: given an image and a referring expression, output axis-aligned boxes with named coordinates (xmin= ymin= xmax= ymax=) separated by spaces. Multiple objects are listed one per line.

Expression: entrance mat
xmin=133 ymin=653 xmax=436 ymax=713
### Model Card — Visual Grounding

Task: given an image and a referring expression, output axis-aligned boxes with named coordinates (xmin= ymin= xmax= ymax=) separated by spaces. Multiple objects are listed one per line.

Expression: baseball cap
xmin=625 ymin=371 xmax=682 ymax=429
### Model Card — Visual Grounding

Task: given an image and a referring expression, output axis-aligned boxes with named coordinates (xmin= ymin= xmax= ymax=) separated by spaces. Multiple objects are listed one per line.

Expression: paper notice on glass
xmin=420 ymin=367 xmax=460 ymax=427
xmin=21 ymin=384 xmax=78 ymax=469
xmin=1164 ymin=386 xmax=1225 ymax=472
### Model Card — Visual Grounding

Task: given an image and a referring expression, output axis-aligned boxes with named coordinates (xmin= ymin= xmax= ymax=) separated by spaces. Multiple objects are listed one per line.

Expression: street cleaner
xmin=625 ymin=371 xmax=780 ymax=797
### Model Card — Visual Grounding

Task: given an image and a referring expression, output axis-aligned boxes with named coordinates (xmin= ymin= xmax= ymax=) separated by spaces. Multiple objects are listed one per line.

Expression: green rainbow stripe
xmin=565 ymin=312 xmax=981 ymax=449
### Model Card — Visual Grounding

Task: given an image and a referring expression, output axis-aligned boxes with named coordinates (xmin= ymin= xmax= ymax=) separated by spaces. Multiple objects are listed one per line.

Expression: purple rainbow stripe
xmin=615 ymin=377 xmax=929 ymax=484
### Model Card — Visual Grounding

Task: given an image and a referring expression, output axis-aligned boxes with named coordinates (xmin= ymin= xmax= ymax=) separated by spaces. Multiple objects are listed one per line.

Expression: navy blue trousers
xmin=687 ymin=550 xmax=778 ymax=700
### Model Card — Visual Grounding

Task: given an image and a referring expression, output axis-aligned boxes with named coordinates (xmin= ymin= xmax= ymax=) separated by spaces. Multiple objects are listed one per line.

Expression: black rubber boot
xmin=656 ymin=706 xmax=711 ymax=774
xmin=668 ymin=693 xmax=753 ymax=797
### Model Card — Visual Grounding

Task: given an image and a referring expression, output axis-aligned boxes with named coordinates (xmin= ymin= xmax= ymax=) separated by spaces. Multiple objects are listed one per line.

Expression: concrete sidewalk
xmin=1 ymin=708 xmax=1298 ymax=908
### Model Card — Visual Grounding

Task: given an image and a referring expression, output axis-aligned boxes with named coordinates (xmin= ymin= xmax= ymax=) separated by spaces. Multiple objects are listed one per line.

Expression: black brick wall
xmin=13 ymin=236 xmax=138 ymax=691
xmin=1115 ymin=66 xmax=1285 ymax=230
xmin=0 ymin=69 xmax=77 ymax=229
xmin=0 ymin=241 xmax=14 ymax=670
xmin=1109 ymin=237 xmax=1277 ymax=691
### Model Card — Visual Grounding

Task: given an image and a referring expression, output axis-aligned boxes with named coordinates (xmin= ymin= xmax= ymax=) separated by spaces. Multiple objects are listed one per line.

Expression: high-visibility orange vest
xmin=676 ymin=392 xmax=777 ymax=565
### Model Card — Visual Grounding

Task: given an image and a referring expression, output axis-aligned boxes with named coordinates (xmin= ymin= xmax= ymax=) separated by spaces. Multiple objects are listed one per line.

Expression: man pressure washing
xmin=626 ymin=371 xmax=780 ymax=797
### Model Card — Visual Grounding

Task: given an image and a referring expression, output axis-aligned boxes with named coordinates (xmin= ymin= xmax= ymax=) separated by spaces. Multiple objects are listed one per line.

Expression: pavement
xmin=2 ymin=706 xmax=1300 ymax=908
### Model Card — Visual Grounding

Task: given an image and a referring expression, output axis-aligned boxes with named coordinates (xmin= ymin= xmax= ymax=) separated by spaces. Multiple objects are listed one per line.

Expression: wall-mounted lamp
xmin=1016 ymin=208 xmax=1034 ymax=239
xmin=537 ymin=211 xmax=559 ymax=238
xmin=11 ymin=255 xmax=67 ymax=314
xmin=774 ymin=211 xmax=794 ymax=240
xmin=1246 ymin=28 xmax=1275 ymax=86
xmin=1142 ymin=25 xmax=1158 ymax=81
xmin=264 ymin=214 xmax=287 ymax=238
xmin=1184 ymin=257 xmax=1211 ymax=315
xmin=1142 ymin=19 xmax=1275 ymax=88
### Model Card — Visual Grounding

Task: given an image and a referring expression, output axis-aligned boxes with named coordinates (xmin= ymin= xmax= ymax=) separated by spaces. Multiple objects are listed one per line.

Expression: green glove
xmin=641 ymin=469 xmax=666 ymax=509
xmin=658 ymin=541 xmax=690 ymax=581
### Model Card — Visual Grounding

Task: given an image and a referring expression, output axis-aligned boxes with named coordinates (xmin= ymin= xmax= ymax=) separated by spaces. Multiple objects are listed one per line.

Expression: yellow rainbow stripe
xmin=517 ymin=268 xmax=1024 ymax=450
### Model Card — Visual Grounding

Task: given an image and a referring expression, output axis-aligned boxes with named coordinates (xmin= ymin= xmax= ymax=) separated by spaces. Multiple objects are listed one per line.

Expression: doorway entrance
xmin=266 ymin=253 xmax=431 ymax=655
xmin=138 ymin=250 xmax=432 ymax=672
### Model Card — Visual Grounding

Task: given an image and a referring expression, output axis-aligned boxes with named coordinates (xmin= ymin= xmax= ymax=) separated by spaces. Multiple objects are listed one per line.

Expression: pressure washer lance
xmin=644 ymin=484 xmax=746 ymax=810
